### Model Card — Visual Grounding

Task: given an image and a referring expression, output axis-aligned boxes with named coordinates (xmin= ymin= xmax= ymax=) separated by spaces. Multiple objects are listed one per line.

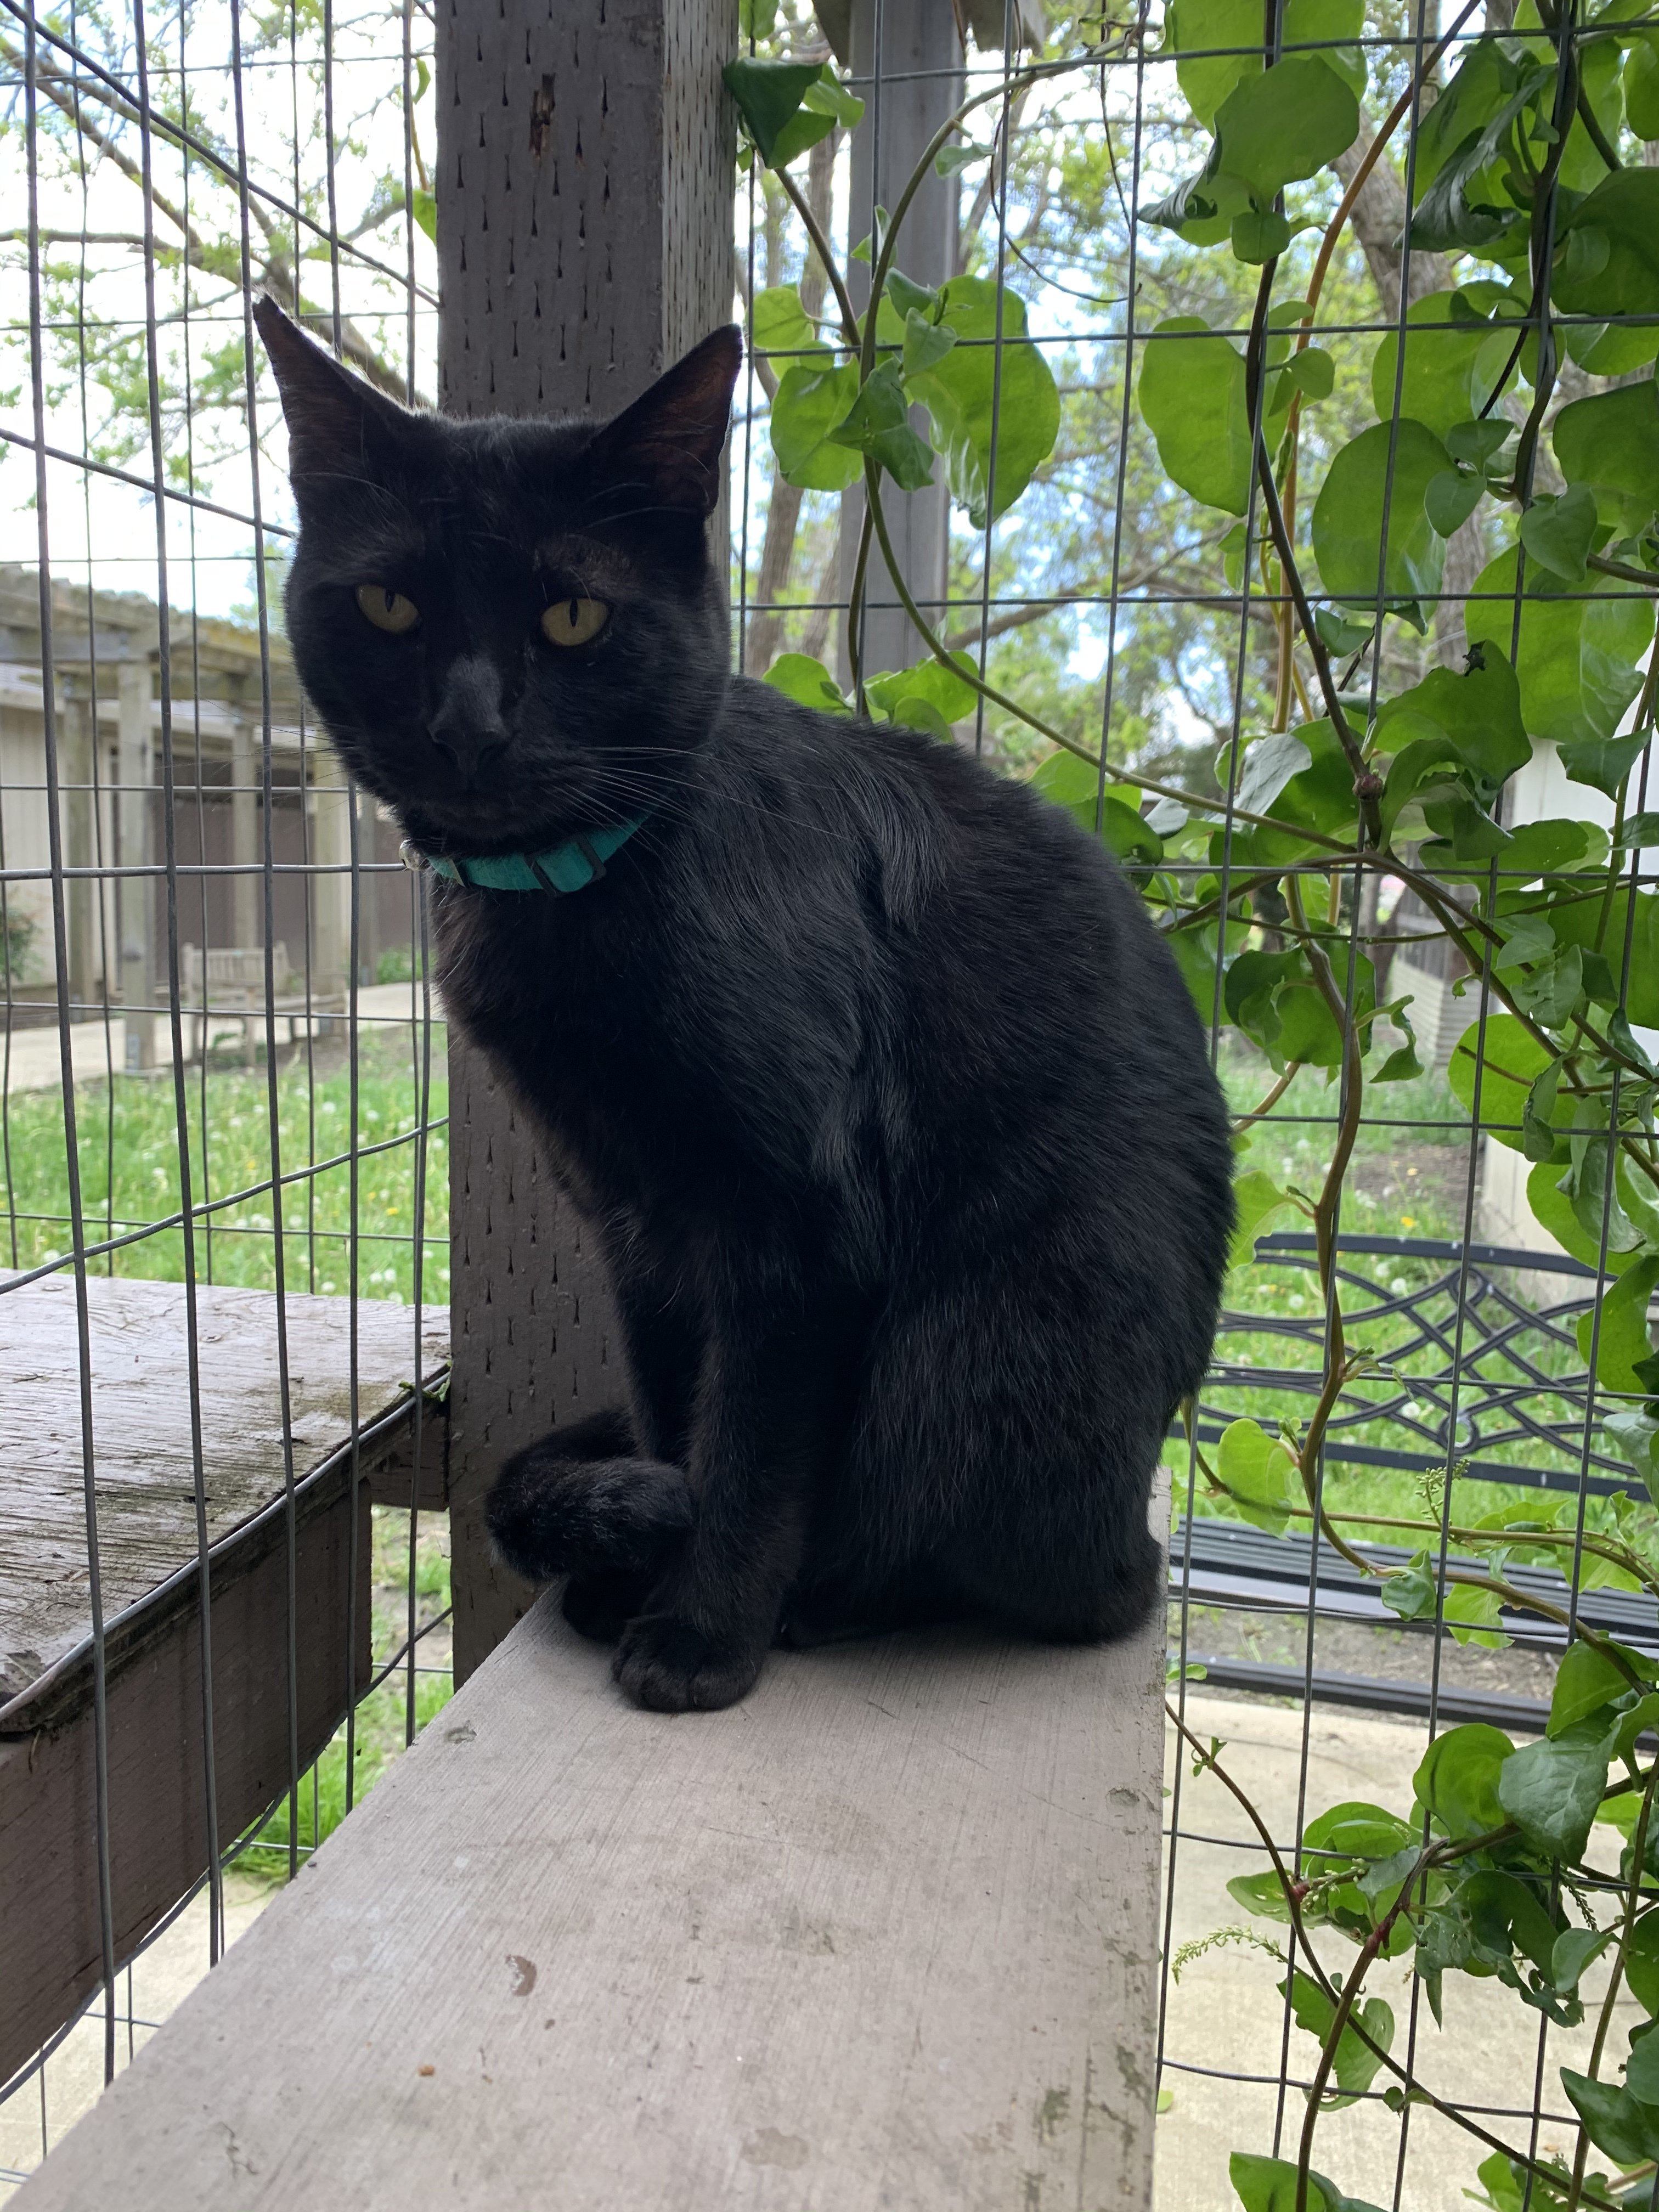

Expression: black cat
xmin=256 ymin=295 xmax=1233 ymax=1713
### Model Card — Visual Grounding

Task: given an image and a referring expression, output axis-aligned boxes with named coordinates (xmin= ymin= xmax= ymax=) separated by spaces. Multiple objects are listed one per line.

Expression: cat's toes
xmin=612 ymin=1613 xmax=765 ymax=1713
xmin=561 ymin=1567 xmax=651 ymax=1645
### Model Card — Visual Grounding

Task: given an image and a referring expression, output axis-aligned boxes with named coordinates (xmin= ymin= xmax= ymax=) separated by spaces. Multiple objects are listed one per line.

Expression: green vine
xmin=726 ymin=0 xmax=1659 ymax=2197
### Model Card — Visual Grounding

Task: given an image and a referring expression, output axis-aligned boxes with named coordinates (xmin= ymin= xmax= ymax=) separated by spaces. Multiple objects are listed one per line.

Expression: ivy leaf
xmin=1498 ymin=1718 xmax=1617 ymax=1863
xmin=1370 ymin=289 xmax=1520 ymax=441
xmin=1449 ymin=1014 xmax=1554 ymax=1154
xmin=1560 ymin=2071 xmax=1659 ymax=2166
xmin=1311 ymin=421 xmax=1451 ymax=627
xmin=1407 ymin=61 xmax=1550 ymax=254
xmin=1413 ymin=1723 xmax=1514 ymax=1839
xmin=905 ymin=276 xmax=1059 ymax=526
xmin=1551 ymin=1926 xmax=1613 ymax=1996
xmin=1554 ymin=382 xmax=1659 ymax=541
xmin=934 ymin=141 xmax=986 ymax=177
xmin=1373 ymin=998 xmax=1424 ymax=1082
xmin=769 ymin=359 xmax=863 ymax=490
xmin=1231 ymin=208 xmax=1300 ymax=263
xmin=902 ymin=309 xmax=956 ymax=377
xmin=761 ymin=652 xmax=850 ymax=715
xmin=1164 ymin=0 xmax=1364 ymax=127
xmin=1228 ymin=1167 xmax=1299 ymax=1271
xmin=1226 ymin=1869 xmax=1296 ymax=1923
xmin=1605 ymin=1406 xmax=1659 ymax=1504
xmin=1234 ymin=729 xmax=1313 ymax=816
xmin=1274 ymin=961 xmax=1375 ymax=1069
xmin=1547 ymin=889 xmax=1659 ymax=1024
xmin=1508 ymin=942 xmax=1583 ymax=1029
xmin=1229 ymin=2152 xmax=1385 ymax=2212
xmin=1381 ymin=1550 xmax=1440 ymax=1621
xmin=1224 ymin=946 xmax=1307 ymax=1054
xmin=1468 ymin=550 xmax=1654 ymax=749
xmin=1313 ymin=607 xmax=1369 ymax=656
xmin=1554 ymin=172 xmax=1659 ymax=371
xmin=1276 ymin=346 xmax=1335 ymax=404
xmin=1616 ymin=812 xmax=1659 ymax=851
xmin=1627 ymin=33 xmax=1659 ymax=141
xmin=1521 ymin=1062 xmax=1562 ymax=1163
xmin=1302 ymin=1801 xmax=1418 ymax=1862
xmin=1493 ymin=913 xmax=1557 ymax=972
xmin=1549 ymin=1639 xmax=1634 ymax=1736
xmin=1627 ymin=1908 xmax=1659 ymax=2016
xmin=1030 ymin=751 xmax=1163 ymax=860
xmin=1280 ymin=1970 xmax=1395 ymax=2106
xmin=722 ymin=58 xmax=830 ymax=166
xmin=1426 ymin=470 xmax=1483 ymax=537
xmin=825 ymin=359 xmax=935 ymax=491
xmin=1628 ymin=2023 xmax=1659 ymax=2103
xmin=866 ymin=651 xmax=978 ymax=726
xmin=1373 ymin=642 xmax=1530 ymax=783
xmin=1138 ymin=319 xmax=1251 ymax=517
xmin=1500 ymin=818 xmax=1592 ymax=878
xmin=1558 ymin=727 xmax=1652 ymax=801
xmin=751 ymin=284 xmax=822 ymax=364
xmin=884 ymin=271 xmax=937 ymax=321
xmin=1520 ymin=487 xmax=1599 ymax=586
xmin=1446 ymin=415 xmax=1512 ymax=470
xmin=1576 ymin=1255 xmax=1659 ymax=1398
xmin=1209 ymin=57 xmax=1361 ymax=206
xmin=1213 ymin=1417 xmax=1302 ymax=1535
xmin=411 ymin=188 xmax=436 ymax=242
xmin=1444 ymin=1581 xmax=1510 ymax=1650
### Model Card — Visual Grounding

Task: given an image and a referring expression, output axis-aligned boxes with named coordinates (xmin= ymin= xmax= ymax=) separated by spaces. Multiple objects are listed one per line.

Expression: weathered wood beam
xmin=14 ymin=1592 xmax=1163 ymax=2208
xmin=437 ymin=0 xmax=736 ymax=1682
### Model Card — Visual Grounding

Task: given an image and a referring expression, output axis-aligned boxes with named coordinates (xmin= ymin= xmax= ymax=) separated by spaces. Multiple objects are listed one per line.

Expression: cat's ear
xmin=253 ymin=294 xmax=410 ymax=487
xmin=584 ymin=326 xmax=743 ymax=516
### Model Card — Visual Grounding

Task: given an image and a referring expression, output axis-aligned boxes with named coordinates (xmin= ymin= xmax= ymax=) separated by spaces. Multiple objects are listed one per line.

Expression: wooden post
xmin=436 ymin=0 xmax=736 ymax=1681
xmin=60 ymin=681 xmax=98 ymax=1024
xmin=308 ymin=746 xmax=352 ymax=1005
xmin=230 ymin=717 xmax=259 ymax=954
xmin=833 ymin=0 xmax=961 ymax=685
xmin=116 ymin=657 xmax=156 ymax=1069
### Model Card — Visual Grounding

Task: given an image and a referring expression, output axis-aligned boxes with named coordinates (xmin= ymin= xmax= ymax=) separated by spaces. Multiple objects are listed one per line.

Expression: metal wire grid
xmin=0 ymin=0 xmax=445 ymax=2166
xmin=0 ymin=0 xmax=1654 ymax=2201
xmin=732 ymin=2 xmax=1657 ymax=2204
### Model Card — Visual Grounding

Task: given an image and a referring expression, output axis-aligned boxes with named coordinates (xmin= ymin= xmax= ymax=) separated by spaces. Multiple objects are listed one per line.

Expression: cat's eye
xmin=356 ymin=584 xmax=421 ymax=635
xmin=541 ymin=596 xmax=610 ymax=648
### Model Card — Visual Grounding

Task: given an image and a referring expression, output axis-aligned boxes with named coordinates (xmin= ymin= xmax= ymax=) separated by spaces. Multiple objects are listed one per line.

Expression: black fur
xmin=257 ymin=297 xmax=1234 ymax=1714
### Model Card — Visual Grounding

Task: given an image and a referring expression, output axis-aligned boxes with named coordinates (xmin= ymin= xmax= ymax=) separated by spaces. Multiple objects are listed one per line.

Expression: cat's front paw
xmin=612 ymin=1612 xmax=765 ymax=1713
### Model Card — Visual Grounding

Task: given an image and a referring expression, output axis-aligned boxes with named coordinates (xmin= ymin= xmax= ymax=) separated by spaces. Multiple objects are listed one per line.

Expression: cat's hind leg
xmin=844 ymin=1243 xmax=1174 ymax=1650
xmin=484 ymin=1406 xmax=695 ymax=1600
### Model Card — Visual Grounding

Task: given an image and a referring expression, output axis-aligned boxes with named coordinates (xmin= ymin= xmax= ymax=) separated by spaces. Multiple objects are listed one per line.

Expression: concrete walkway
xmin=3 ymin=985 xmax=444 ymax=1095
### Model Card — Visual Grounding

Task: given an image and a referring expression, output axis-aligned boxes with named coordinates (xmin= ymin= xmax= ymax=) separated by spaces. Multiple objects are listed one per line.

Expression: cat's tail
xmin=484 ymin=1406 xmax=695 ymax=1583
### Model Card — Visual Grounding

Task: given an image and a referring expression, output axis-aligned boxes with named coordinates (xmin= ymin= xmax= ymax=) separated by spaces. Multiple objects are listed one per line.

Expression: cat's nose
xmin=428 ymin=656 xmax=509 ymax=787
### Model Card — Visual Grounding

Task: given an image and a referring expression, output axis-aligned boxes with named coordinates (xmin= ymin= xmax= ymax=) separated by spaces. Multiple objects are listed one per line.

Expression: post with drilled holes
xmin=436 ymin=0 xmax=735 ymax=1681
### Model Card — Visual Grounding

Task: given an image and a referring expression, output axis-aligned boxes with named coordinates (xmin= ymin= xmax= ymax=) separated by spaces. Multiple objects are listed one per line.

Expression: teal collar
xmin=400 ymin=814 xmax=648 ymax=894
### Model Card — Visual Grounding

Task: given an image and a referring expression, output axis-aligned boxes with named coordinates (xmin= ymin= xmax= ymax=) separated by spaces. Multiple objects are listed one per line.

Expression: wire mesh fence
xmin=4 ymin=0 xmax=1659 ymax=2202
xmin=0 ymin=0 xmax=449 ymax=2174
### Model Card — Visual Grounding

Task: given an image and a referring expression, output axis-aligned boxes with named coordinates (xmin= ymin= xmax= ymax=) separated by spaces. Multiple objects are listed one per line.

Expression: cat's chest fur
xmin=428 ymin=823 xmax=879 ymax=1242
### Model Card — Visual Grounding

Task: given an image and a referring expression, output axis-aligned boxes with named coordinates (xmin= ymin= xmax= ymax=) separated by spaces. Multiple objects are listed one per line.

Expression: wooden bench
xmin=0 ymin=1269 xmax=448 ymax=2083
xmin=13 ymin=1579 xmax=1163 ymax=2208
xmin=178 ymin=943 xmax=343 ymax=1059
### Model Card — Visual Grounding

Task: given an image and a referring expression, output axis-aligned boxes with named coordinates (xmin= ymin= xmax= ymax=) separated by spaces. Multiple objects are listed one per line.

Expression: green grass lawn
xmin=0 ymin=1025 xmax=448 ymax=1304
xmin=235 ymin=1505 xmax=455 ymax=1881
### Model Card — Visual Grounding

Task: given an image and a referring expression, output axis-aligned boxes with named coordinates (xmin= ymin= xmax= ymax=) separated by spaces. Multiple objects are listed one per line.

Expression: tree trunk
xmin=1332 ymin=133 xmax=1448 ymax=321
